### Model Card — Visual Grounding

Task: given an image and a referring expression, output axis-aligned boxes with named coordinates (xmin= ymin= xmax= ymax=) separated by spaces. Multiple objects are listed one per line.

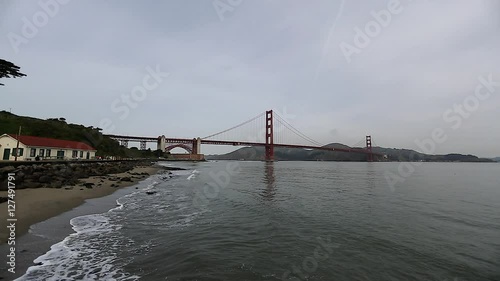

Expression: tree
xmin=0 ymin=59 xmax=26 ymax=86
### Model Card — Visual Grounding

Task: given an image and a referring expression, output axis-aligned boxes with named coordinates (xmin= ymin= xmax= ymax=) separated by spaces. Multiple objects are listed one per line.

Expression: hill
xmin=207 ymin=143 xmax=494 ymax=162
xmin=206 ymin=146 xmax=366 ymax=161
xmin=0 ymin=111 xmax=165 ymax=158
xmin=492 ymin=157 xmax=500 ymax=162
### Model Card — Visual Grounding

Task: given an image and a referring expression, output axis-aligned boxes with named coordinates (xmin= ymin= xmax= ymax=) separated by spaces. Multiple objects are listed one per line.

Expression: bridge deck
xmin=104 ymin=135 xmax=381 ymax=156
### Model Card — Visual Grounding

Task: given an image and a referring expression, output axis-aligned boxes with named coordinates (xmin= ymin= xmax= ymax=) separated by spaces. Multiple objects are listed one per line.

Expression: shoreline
xmin=0 ymin=164 xmax=164 ymax=245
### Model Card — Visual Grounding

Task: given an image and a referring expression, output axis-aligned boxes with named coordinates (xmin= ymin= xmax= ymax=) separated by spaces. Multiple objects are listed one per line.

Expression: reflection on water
xmin=365 ymin=162 xmax=377 ymax=190
xmin=261 ymin=161 xmax=276 ymax=200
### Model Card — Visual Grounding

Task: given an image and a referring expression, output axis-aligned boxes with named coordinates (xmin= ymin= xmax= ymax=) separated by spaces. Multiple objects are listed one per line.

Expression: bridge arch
xmin=165 ymin=144 xmax=193 ymax=154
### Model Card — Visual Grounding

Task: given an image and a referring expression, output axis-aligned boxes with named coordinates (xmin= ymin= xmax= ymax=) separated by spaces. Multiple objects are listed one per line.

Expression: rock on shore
xmin=0 ymin=160 xmax=155 ymax=190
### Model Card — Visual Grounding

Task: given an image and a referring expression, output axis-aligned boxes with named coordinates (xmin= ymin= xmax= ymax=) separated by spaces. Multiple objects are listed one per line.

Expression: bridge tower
xmin=192 ymin=137 xmax=201 ymax=154
xmin=265 ymin=110 xmax=274 ymax=161
xmin=157 ymin=135 xmax=166 ymax=151
xmin=366 ymin=135 xmax=373 ymax=162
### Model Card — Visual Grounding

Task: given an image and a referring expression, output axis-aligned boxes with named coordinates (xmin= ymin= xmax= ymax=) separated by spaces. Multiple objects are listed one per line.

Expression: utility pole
xmin=14 ymin=126 xmax=21 ymax=161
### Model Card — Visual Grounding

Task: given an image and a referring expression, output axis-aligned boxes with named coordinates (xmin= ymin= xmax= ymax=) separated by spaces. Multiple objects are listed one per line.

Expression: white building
xmin=0 ymin=134 xmax=97 ymax=161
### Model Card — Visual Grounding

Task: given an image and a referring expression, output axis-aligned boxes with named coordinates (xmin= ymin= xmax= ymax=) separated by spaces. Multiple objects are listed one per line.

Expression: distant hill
xmin=206 ymin=146 xmax=366 ymax=161
xmin=0 ymin=111 xmax=165 ymax=158
xmin=492 ymin=157 xmax=500 ymax=162
xmin=207 ymin=143 xmax=494 ymax=162
xmin=372 ymin=147 xmax=493 ymax=162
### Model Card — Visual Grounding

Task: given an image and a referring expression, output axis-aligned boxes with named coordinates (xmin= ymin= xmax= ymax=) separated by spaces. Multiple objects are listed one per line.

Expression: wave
xmin=16 ymin=214 xmax=138 ymax=281
xmin=16 ymin=171 xmax=202 ymax=280
xmin=15 ymin=178 xmax=161 ymax=281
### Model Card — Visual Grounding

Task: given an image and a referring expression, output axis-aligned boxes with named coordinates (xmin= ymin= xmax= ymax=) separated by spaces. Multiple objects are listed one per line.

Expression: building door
xmin=3 ymin=148 xmax=11 ymax=160
xmin=86 ymin=152 xmax=90 ymax=159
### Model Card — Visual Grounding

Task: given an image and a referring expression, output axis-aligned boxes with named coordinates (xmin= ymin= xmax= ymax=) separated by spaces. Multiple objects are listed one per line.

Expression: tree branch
xmin=0 ymin=59 xmax=27 ymax=86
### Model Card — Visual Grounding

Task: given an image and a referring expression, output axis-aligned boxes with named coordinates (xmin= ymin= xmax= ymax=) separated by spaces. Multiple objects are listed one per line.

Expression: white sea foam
xmin=110 ymin=180 xmax=159 ymax=213
xmin=144 ymin=181 xmax=159 ymax=190
xmin=187 ymin=169 xmax=199 ymax=180
xmin=111 ymin=198 xmax=125 ymax=212
xmin=15 ymin=175 xmax=172 ymax=280
xmin=15 ymin=180 xmax=156 ymax=281
xmin=16 ymin=214 xmax=138 ymax=281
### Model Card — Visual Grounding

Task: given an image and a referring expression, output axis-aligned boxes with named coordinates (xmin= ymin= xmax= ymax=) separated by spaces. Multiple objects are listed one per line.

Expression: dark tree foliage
xmin=0 ymin=59 xmax=26 ymax=86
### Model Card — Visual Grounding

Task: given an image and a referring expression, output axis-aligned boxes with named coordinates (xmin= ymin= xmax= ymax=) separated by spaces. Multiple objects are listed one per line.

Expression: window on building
xmin=57 ymin=150 xmax=65 ymax=159
xmin=46 ymin=149 xmax=51 ymax=157
xmin=12 ymin=148 xmax=24 ymax=156
xmin=72 ymin=150 xmax=78 ymax=158
xmin=80 ymin=151 xmax=83 ymax=158
xmin=40 ymin=149 xmax=45 ymax=157
xmin=30 ymin=148 xmax=36 ymax=157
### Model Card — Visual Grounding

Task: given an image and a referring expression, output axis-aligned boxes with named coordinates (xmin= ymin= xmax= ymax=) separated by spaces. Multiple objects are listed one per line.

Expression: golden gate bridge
xmin=104 ymin=110 xmax=380 ymax=161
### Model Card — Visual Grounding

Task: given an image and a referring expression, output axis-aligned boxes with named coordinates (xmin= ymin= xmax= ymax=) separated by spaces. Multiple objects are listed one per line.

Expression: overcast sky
xmin=1 ymin=0 xmax=499 ymax=157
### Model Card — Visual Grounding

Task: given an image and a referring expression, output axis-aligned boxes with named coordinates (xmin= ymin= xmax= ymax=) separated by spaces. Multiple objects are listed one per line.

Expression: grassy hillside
xmin=0 ymin=111 xmax=166 ymax=158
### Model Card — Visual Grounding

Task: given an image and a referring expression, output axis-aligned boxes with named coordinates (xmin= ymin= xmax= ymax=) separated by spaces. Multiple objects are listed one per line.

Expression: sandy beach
xmin=0 ymin=165 xmax=163 ymax=244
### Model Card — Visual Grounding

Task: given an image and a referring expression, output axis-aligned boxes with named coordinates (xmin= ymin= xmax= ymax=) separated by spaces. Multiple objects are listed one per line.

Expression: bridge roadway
xmin=103 ymin=134 xmax=380 ymax=156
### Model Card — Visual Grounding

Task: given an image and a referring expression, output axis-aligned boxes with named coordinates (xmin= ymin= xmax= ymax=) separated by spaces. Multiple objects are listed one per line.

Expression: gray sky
xmin=1 ymin=0 xmax=499 ymax=157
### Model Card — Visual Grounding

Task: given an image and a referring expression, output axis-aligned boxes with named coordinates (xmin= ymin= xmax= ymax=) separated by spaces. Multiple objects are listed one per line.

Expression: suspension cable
xmin=202 ymin=112 xmax=265 ymax=140
xmin=274 ymin=114 xmax=320 ymax=145
xmin=273 ymin=113 xmax=324 ymax=146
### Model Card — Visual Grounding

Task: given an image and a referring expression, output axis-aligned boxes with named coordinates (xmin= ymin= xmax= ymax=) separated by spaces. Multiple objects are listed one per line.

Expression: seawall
xmin=0 ymin=159 xmax=156 ymax=190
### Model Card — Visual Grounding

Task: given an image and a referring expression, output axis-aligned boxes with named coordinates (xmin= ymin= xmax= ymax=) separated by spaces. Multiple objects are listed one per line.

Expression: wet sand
xmin=0 ymin=165 xmax=162 ymax=244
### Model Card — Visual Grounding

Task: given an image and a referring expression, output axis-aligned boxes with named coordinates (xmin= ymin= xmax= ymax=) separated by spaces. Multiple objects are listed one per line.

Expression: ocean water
xmin=16 ymin=161 xmax=500 ymax=280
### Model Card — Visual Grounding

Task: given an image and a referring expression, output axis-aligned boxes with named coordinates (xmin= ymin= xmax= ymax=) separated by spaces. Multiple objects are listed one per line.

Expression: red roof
xmin=7 ymin=134 xmax=96 ymax=151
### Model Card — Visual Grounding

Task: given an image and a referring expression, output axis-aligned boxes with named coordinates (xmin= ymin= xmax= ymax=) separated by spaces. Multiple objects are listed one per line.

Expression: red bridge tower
xmin=265 ymin=110 xmax=274 ymax=161
xmin=366 ymin=135 xmax=373 ymax=162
